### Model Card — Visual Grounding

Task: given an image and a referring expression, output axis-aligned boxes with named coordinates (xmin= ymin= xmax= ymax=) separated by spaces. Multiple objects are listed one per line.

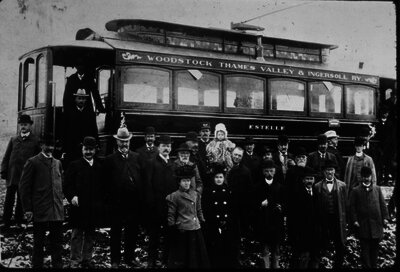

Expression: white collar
xmin=41 ymin=152 xmax=53 ymax=159
xmin=146 ymin=143 xmax=154 ymax=149
xmin=265 ymin=178 xmax=273 ymax=185
xmin=159 ymin=153 xmax=169 ymax=163
xmin=77 ymin=73 xmax=85 ymax=80
xmin=21 ymin=132 xmax=30 ymax=138
xmin=84 ymin=157 xmax=94 ymax=166
xmin=76 ymin=106 xmax=85 ymax=112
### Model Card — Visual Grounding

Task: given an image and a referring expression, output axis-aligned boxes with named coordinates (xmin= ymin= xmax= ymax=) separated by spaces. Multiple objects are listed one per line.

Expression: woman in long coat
xmin=202 ymin=163 xmax=240 ymax=268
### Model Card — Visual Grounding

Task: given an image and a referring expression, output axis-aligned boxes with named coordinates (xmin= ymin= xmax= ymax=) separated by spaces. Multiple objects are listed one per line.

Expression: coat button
xmin=192 ymin=202 xmax=194 ymax=205
xmin=216 ymin=215 xmax=220 ymax=218
xmin=223 ymin=201 xmax=227 ymax=205
xmin=225 ymin=214 xmax=228 ymax=218
xmin=212 ymin=190 xmax=216 ymax=193
xmin=214 ymin=202 xmax=218 ymax=205
xmin=222 ymin=189 xmax=225 ymax=192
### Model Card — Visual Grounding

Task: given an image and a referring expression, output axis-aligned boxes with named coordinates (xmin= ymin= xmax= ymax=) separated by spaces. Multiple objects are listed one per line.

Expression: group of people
xmin=1 ymin=111 xmax=394 ymax=269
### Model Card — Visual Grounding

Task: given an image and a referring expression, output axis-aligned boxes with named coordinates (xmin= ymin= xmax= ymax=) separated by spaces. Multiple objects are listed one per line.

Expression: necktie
xmin=326 ymin=180 xmax=333 ymax=184
xmin=321 ymin=154 xmax=325 ymax=159
xmin=308 ymin=189 xmax=312 ymax=196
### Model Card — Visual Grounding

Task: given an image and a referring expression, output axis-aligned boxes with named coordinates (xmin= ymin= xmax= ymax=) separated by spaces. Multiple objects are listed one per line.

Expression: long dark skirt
xmin=168 ymin=229 xmax=210 ymax=268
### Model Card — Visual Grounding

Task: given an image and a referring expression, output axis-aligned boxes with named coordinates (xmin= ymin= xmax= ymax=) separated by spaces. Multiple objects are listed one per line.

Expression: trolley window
xmin=23 ymin=58 xmax=35 ymax=109
xmin=225 ymin=75 xmax=264 ymax=114
xmin=269 ymin=79 xmax=305 ymax=114
xmin=309 ymin=82 xmax=343 ymax=116
xmin=121 ymin=67 xmax=171 ymax=109
xmin=345 ymin=85 xmax=375 ymax=117
xmin=37 ymin=55 xmax=47 ymax=106
xmin=176 ymin=70 xmax=220 ymax=112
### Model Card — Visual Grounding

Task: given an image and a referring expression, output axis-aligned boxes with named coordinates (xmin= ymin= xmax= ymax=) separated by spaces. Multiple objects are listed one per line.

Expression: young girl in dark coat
xmin=202 ymin=163 xmax=240 ymax=268
xmin=165 ymin=164 xmax=209 ymax=268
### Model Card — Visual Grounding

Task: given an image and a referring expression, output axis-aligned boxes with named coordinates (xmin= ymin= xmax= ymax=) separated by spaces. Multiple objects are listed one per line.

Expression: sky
xmin=0 ymin=0 xmax=396 ymax=133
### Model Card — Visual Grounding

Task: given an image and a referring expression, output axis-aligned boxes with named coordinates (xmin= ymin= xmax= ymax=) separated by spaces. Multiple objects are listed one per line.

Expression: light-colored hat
xmin=73 ymin=88 xmax=89 ymax=97
xmin=113 ymin=127 xmax=132 ymax=141
xmin=324 ymin=130 xmax=339 ymax=139
xmin=214 ymin=123 xmax=228 ymax=138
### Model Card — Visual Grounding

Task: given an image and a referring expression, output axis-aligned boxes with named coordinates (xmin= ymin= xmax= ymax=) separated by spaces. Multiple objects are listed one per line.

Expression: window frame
xmin=268 ymin=78 xmax=307 ymax=116
xmin=224 ymin=74 xmax=266 ymax=115
xmin=22 ymin=58 xmax=36 ymax=110
xmin=118 ymin=65 xmax=172 ymax=110
xmin=174 ymin=70 xmax=222 ymax=113
xmin=36 ymin=54 xmax=47 ymax=108
xmin=307 ymin=81 xmax=344 ymax=118
xmin=344 ymin=84 xmax=376 ymax=120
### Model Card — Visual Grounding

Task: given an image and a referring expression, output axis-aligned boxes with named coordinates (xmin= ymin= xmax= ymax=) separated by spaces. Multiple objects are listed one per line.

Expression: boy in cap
xmin=103 ymin=126 xmax=144 ymax=268
xmin=64 ymin=136 xmax=105 ymax=268
xmin=344 ymin=136 xmax=377 ymax=199
xmin=350 ymin=166 xmax=389 ymax=268
xmin=1 ymin=114 xmax=40 ymax=231
xmin=314 ymin=159 xmax=347 ymax=269
xmin=136 ymin=126 xmax=159 ymax=162
xmin=19 ymin=134 xmax=64 ymax=268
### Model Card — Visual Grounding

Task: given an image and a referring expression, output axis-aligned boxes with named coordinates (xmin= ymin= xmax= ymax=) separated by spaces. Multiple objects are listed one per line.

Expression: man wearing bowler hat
xmin=1 ymin=114 xmax=40 ymax=232
xmin=272 ymin=134 xmax=294 ymax=181
xmin=324 ymin=130 xmax=345 ymax=179
xmin=242 ymin=136 xmax=262 ymax=180
xmin=64 ymin=136 xmax=105 ymax=268
xmin=19 ymin=134 xmax=64 ymax=268
xmin=314 ymin=159 xmax=347 ymax=269
xmin=144 ymin=135 xmax=177 ymax=268
xmin=307 ymin=134 xmax=340 ymax=182
xmin=62 ymin=88 xmax=98 ymax=169
xmin=136 ymin=126 xmax=159 ymax=162
xmin=103 ymin=126 xmax=144 ymax=268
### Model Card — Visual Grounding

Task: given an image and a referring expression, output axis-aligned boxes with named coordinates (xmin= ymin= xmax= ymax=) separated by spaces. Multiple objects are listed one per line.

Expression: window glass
xmin=309 ymin=82 xmax=342 ymax=113
xmin=53 ymin=65 xmax=73 ymax=107
xmin=122 ymin=68 xmax=170 ymax=104
xmin=269 ymin=80 xmax=305 ymax=111
xmin=37 ymin=55 xmax=46 ymax=105
xmin=177 ymin=71 xmax=219 ymax=107
xmin=345 ymin=85 xmax=375 ymax=115
xmin=226 ymin=76 xmax=264 ymax=109
xmin=23 ymin=58 xmax=35 ymax=109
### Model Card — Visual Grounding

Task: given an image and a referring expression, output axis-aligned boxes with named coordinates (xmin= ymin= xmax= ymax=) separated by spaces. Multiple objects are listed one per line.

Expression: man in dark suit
xmin=103 ymin=127 xmax=145 ymax=268
xmin=226 ymin=146 xmax=253 ymax=267
xmin=242 ymin=136 xmax=262 ymax=181
xmin=19 ymin=135 xmax=64 ymax=268
xmin=1 ymin=114 xmax=40 ymax=231
xmin=349 ymin=166 xmax=389 ymax=268
xmin=64 ymin=136 xmax=105 ymax=268
xmin=288 ymin=166 xmax=320 ymax=269
xmin=63 ymin=61 xmax=105 ymax=114
xmin=314 ymin=160 xmax=347 ymax=269
xmin=307 ymin=134 xmax=340 ymax=181
xmin=62 ymin=89 xmax=98 ymax=169
xmin=135 ymin=126 xmax=159 ymax=162
xmin=272 ymin=134 xmax=294 ymax=181
xmin=144 ymin=135 xmax=177 ymax=268
xmin=324 ymin=130 xmax=345 ymax=180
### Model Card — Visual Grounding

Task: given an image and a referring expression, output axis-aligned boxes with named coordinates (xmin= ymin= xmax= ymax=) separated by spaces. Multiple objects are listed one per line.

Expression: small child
xmin=350 ymin=166 xmax=389 ymax=268
xmin=202 ymin=163 xmax=240 ymax=268
xmin=166 ymin=165 xmax=209 ymax=268
xmin=206 ymin=123 xmax=236 ymax=169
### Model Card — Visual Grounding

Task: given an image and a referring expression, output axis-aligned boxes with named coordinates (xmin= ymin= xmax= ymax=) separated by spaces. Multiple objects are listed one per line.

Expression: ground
xmin=0 ymin=184 xmax=396 ymax=269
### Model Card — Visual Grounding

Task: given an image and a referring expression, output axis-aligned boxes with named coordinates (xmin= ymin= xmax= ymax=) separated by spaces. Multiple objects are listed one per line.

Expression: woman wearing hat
xmin=165 ymin=165 xmax=209 ymax=268
xmin=202 ymin=163 xmax=240 ymax=268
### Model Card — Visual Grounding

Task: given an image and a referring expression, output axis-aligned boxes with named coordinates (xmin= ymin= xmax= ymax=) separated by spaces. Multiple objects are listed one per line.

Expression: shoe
xmin=111 ymin=262 xmax=119 ymax=268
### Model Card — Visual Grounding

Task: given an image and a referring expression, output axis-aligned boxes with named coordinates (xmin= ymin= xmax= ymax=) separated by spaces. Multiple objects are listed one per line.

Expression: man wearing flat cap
xmin=1 ymin=114 xmax=40 ymax=232
xmin=307 ymin=134 xmax=340 ymax=182
xmin=324 ymin=130 xmax=345 ymax=179
xmin=62 ymin=88 xmax=98 ymax=170
xmin=103 ymin=126 xmax=144 ymax=268
xmin=198 ymin=122 xmax=212 ymax=164
xmin=64 ymin=136 xmax=105 ymax=268
xmin=143 ymin=135 xmax=177 ymax=268
xmin=314 ymin=159 xmax=347 ymax=269
xmin=136 ymin=126 xmax=159 ymax=162
xmin=19 ymin=134 xmax=64 ymax=268
xmin=288 ymin=166 xmax=320 ymax=269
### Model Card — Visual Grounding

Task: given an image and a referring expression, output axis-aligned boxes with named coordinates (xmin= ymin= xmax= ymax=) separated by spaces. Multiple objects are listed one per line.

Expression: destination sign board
xmin=117 ymin=50 xmax=379 ymax=86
